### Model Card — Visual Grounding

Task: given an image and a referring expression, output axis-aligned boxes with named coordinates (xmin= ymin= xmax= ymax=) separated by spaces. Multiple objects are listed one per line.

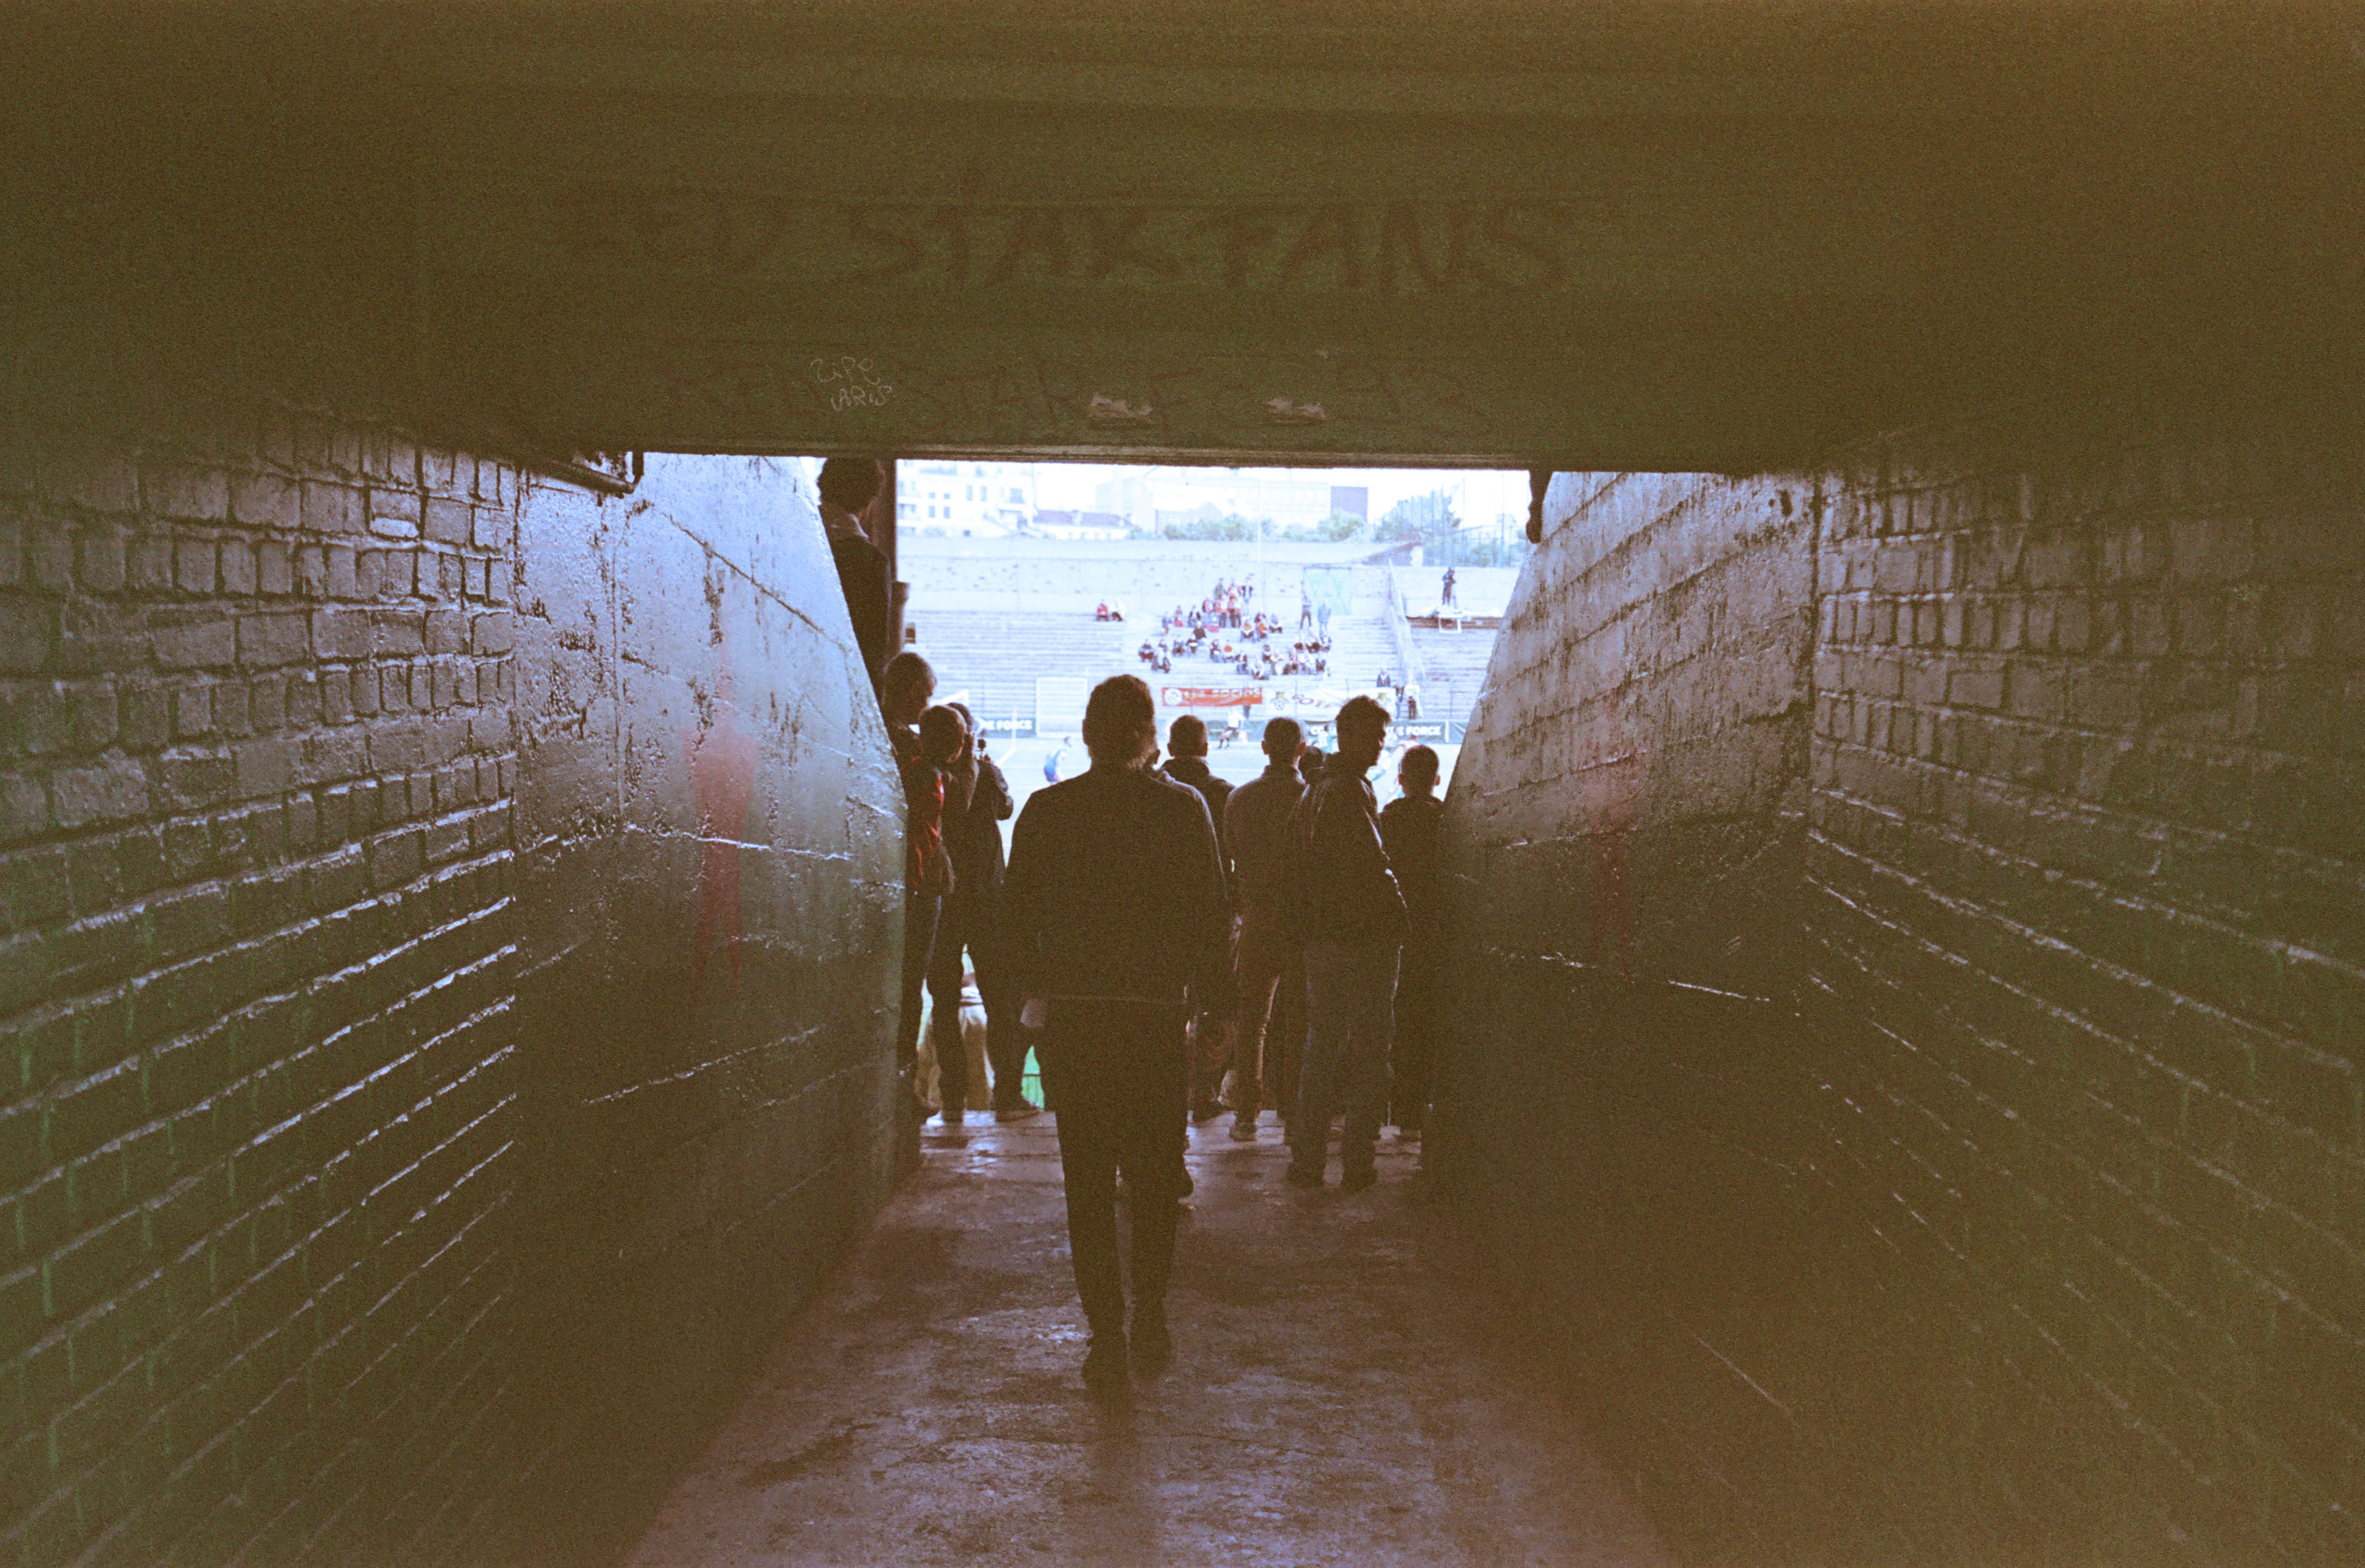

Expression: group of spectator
xmin=830 ymin=459 xmax=1445 ymax=1396
xmin=1003 ymin=680 xmax=1443 ymax=1393
xmin=1138 ymin=578 xmax=1335 ymax=681
xmin=877 ymin=653 xmax=1042 ymax=1130
xmin=1094 ymin=601 xmax=1127 ymax=621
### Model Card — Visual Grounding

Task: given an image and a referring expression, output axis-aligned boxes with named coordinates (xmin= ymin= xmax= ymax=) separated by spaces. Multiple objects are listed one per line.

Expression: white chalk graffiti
xmin=811 ymin=354 xmax=894 ymax=411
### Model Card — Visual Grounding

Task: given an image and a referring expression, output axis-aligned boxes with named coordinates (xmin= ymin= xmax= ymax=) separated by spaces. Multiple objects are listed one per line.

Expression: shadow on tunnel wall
xmin=498 ymin=456 xmax=904 ymax=1561
xmin=1435 ymin=422 xmax=2362 ymax=1565
xmin=0 ymin=337 xmax=904 ymax=1562
xmin=0 ymin=82 xmax=910 ymax=1562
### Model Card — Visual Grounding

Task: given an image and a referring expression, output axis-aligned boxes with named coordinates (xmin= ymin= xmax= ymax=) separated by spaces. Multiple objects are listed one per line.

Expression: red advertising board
xmin=1161 ymin=686 xmax=1265 ymax=708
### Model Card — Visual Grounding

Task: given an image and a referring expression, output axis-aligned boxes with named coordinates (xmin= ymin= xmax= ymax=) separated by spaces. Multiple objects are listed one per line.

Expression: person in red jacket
xmin=883 ymin=653 xmax=973 ymax=1131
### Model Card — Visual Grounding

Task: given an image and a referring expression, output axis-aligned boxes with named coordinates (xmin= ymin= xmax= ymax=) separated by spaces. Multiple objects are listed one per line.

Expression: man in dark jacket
xmin=1220 ymin=717 xmax=1307 ymax=1140
xmin=1160 ymin=714 xmax=1235 ymax=1124
xmin=1283 ymin=695 xmax=1407 ymax=1192
xmin=1001 ymin=676 xmax=1230 ymax=1393
xmin=1380 ymin=744 xmax=1445 ymax=1138
xmin=927 ymin=704 xmax=1040 ymax=1124
xmin=819 ymin=457 xmax=893 ymax=683
xmin=1160 ymin=713 xmax=1233 ymax=826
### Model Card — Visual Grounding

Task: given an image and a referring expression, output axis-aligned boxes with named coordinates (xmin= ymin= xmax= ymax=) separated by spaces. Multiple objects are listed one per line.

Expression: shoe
xmin=935 ymin=1104 xmax=964 ymax=1127
xmin=993 ymin=1099 xmax=1042 ymax=1122
xmin=1341 ymin=1167 xmax=1377 ymax=1194
xmin=1081 ymin=1335 xmax=1130 ymax=1395
xmin=1284 ymin=1161 xmax=1325 ymax=1189
xmin=1189 ymin=1099 xmax=1224 ymax=1124
xmin=1229 ymin=1112 xmax=1260 ymax=1142
xmin=1130 ymin=1307 xmax=1172 ymax=1374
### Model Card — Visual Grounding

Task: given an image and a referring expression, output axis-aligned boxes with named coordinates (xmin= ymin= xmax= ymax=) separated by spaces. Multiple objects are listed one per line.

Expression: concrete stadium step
xmin=1410 ymin=626 xmax=1499 ymax=725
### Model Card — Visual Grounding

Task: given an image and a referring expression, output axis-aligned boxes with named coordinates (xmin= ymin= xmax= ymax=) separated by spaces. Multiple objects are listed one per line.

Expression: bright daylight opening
xmin=860 ymin=459 xmax=1528 ymax=816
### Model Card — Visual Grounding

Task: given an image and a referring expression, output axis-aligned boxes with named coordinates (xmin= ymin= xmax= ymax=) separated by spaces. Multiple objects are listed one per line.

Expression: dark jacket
xmin=829 ymin=530 xmax=892 ymax=679
xmin=1000 ymin=764 xmax=1230 ymax=1007
xmin=1159 ymin=756 xmax=1232 ymax=858
xmin=1379 ymin=793 xmax=1443 ymax=935
xmin=945 ymin=754 xmax=1012 ymax=909
xmin=1284 ymin=754 xmax=1408 ymax=945
xmin=1221 ymin=763 xmax=1303 ymax=915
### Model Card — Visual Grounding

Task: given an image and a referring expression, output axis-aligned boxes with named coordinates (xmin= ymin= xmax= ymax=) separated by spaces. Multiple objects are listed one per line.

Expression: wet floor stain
xmin=628 ymin=1117 xmax=1671 ymax=1567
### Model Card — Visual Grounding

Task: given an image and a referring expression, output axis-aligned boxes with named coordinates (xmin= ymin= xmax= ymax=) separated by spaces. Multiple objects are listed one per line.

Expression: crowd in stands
xmin=1136 ymin=577 xmax=1332 ymax=679
xmin=1094 ymin=601 xmax=1128 ymax=621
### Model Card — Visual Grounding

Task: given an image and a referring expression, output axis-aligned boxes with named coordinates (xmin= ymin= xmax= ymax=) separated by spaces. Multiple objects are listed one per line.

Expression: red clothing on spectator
xmin=892 ymin=725 xmax=954 ymax=895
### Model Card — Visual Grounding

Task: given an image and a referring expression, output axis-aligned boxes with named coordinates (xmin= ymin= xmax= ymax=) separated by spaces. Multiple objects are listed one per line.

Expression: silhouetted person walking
xmin=1284 ymin=696 xmax=1406 ymax=1191
xmin=1221 ymin=718 xmax=1308 ymax=1140
xmin=1002 ymin=676 xmax=1230 ymax=1393
xmin=819 ymin=458 xmax=893 ymax=683
xmin=1380 ymin=744 xmax=1444 ymax=1139
xmin=1161 ymin=715 xmax=1235 ymax=1124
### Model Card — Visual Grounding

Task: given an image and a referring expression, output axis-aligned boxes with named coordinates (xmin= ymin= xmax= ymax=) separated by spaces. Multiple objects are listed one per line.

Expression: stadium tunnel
xmin=2 ymin=5 xmax=2360 ymax=1563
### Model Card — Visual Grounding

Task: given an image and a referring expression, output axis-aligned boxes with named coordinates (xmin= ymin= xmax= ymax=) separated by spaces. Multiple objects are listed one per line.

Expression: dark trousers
xmin=898 ymin=890 xmax=941 ymax=1097
xmin=1232 ymin=907 xmax=1305 ymax=1117
xmin=1042 ymin=1004 xmax=1189 ymax=1338
xmin=1294 ymin=939 xmax=1400 ymax=1175
xmin=1391 ymin=936 xmax=1441 ymax=1128
xmin=926 ymin=895 xmax=1028 ymax=1111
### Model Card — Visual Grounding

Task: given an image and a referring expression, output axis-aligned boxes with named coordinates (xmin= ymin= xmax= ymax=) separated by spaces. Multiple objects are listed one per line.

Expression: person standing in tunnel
xmin=1380 ymin=744 xmax=1444 ymax=1141
xmin=1161 ymin=714 xmax=1235 ymax=1127
xmin=1221 ymin=716 xmax=1309 ymax=1141
xmin=883 ymin=653 xmax=972 ymax=1131
xmin=929 ymin=704 xmax=1040 ymax=1126
xmin=1283 ymin=696 xmax=1407 ymax=1191
xmin=1001 ymin=676 xmax=1231 ymax=1392
xmin=818 ymin=457 xmax=893 ymax=685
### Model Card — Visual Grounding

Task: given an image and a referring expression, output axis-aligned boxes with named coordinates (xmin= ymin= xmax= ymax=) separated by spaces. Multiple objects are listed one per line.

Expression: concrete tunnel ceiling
xmin=26 ymin=1 xmax=2365 ymax=470
xmin=394 ymin=0 xmax=2365 ymax=469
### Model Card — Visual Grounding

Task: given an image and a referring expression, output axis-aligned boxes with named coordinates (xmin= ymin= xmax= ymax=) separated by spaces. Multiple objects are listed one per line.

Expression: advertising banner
xmin=1161 ymin=686 xmax=1265 ymax=708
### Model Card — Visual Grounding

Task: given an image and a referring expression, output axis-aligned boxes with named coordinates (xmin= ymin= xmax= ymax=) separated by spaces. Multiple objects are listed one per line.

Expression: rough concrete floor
xmin=626 ymin=1114 xmax=1673 ymax=1568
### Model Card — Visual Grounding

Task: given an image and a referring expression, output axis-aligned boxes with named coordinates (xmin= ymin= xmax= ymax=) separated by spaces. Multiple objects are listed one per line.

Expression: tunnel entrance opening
xmin=880 ymin=459 xmax=1528 ymax=812
xmin=7 ymin=10 xmax=2360 ymax=1566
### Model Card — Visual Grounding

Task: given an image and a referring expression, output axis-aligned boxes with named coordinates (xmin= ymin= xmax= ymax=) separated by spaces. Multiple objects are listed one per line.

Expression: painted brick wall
xmin=0 ymin=398 xmax=527 ymax=1567
xmin=1803 ymin=409 xmax=2363 ymax=1562
xmin=0 ymin=390 xmax=900 ymax=1565
xmin=1442 ymin=410 xmax=2363 ymax=1563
